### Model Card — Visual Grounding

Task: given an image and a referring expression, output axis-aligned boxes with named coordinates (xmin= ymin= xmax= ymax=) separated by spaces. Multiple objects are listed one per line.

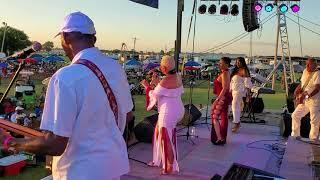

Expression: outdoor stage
xmin=122 ymin=109 xmax=317 ymax=180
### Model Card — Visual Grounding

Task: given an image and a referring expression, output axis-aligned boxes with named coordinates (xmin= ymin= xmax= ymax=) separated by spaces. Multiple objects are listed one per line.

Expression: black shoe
xmin=213 ymin=139 xmax=225 ymax=146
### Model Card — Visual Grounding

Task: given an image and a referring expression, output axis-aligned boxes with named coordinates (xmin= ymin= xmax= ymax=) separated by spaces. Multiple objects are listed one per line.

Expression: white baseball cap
xmin=15 ymin=106 xmax=24 ymax=111
xmin=55 ymin=11 xmax=96 ymax=37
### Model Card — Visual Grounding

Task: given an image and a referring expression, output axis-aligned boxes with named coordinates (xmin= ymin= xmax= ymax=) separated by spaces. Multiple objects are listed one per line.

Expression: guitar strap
xmin=301 ymin=71 xmax=316 ymax=92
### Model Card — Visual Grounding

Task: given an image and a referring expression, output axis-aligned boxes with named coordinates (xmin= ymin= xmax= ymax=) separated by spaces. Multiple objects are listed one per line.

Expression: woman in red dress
xmin=211 ymin=57 xmax=232 ymax=145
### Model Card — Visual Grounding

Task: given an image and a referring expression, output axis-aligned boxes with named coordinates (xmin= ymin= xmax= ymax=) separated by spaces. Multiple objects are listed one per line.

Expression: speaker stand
xmin=178 ymin=79 xmax=198 ymax=145
xmin=241 ymin=94 xmax=265 ymax=124
xmin=193 ymin=73 xmax=212 ymax=130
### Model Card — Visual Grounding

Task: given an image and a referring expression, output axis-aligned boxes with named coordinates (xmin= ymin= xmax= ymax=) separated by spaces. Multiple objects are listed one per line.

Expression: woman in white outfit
xmin=140 ymin=56 xmax=184 ymax=175
xmin=230 ymin=57 xmax=252 ymax=132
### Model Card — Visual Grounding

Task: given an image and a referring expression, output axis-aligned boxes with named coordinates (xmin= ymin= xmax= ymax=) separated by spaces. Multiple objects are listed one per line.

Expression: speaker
xmin=243 ymin=97 xmax=264 ymax=113
xmin=282 ymin=113 xmax=310 ymax=138
xmin=179 ymin=104 xmax=202 ymax=126
xmin=223 ymin=163 xmax=285 ymax=180
xmin=134 ymin=113 xmax=158 ymax=143
xmin=287 ymin=82 xmax=300 ymax=113
xmin=242 ymin=0 xmax=260 ymax=32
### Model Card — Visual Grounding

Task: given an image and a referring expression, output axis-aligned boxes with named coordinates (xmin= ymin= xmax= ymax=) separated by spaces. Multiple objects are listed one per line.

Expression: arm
xmin=0 ymin=129 xmax=68 ymax=156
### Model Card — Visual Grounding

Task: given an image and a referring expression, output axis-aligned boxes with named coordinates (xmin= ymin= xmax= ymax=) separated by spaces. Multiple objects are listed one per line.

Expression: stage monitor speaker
xmin=134 ymin=113 xmax=158 ymax=143
xmin=178 ymin=104 xmax=202 ymax=126
xmin=282 ymin=113 xmax=310 ymax=138
xmin=223 ymin=163 xmax=285 ymax=180
xmin=242 ymin=0 xmax=260 ymax=32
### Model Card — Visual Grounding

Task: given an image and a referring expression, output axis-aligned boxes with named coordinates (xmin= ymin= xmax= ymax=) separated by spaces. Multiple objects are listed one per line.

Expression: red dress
xmin=211 ymin=71 xmax=232 ymax=143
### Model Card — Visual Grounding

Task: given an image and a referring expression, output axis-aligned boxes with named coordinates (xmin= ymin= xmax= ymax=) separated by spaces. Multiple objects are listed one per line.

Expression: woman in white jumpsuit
xmin=230 ymin=57 xmax=252 ymax=132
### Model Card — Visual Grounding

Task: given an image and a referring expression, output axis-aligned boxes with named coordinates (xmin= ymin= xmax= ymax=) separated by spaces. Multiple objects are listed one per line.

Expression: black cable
xmin=246 ymin=139 xmax=286 ymax=159
xmin=286 ymin=15 xmax=320 ymax=37
xmin=201 ymin=13 xmax=277 ymax=53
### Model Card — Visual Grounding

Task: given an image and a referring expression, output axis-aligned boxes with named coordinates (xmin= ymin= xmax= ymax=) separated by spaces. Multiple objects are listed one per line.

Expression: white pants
xmin=291 ymin=102 xmax=320 ymax=140
xmin=232 ymin=92 xmax=243 ymax=124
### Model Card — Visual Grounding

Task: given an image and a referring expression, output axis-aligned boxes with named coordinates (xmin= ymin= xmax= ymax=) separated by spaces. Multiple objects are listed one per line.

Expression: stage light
xmin=254 ymin=2 xmax=263 ymax=12
xmin=198 ymin=4 xmax=207 ymax=14
xmin=208 ymin=4 xmax=217 ymax=15
xmin=279 ymin=4 xmax=288 ymax=13
xmin=291 ymin=4 xmax=300 ymax=13
xmin=230 ymin=4 xmax=239 ymax=16
xmin=220 ymin=4 xmax=229 ymax=15
xmin=265 ymin=3 xmax=274 ymax=12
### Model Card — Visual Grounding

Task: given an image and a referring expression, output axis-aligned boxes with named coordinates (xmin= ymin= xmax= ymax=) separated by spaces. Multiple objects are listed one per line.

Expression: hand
xmin=140 ymin=79 xmax=150 ymax=89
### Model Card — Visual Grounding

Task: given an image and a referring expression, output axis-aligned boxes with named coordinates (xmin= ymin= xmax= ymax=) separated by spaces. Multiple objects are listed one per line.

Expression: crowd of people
xmin=0 ymin=11 xmax=318 ymax=180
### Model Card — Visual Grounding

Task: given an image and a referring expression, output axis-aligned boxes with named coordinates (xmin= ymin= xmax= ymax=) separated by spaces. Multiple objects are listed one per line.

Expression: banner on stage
xmin=129 ymin=0 xmax=159 ymax=9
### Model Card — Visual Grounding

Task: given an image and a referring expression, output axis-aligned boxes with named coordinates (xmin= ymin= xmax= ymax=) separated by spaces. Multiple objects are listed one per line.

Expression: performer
xmin=230 ymin=57 xmax=252 ymax=132
xmin=292 ymin=58 xmax=320 ymax=140
xmin=140 ymin=56 xmax=184 ymax=175
xmin=0 ymin=12 xmax=133 ymax=180
xmin=211 ymin=57 xmax=232 ymax=145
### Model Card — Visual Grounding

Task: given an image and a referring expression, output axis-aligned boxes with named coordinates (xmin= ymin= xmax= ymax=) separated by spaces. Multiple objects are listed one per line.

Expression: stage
xmin=122 ymin=109 xmax=297 ymax=179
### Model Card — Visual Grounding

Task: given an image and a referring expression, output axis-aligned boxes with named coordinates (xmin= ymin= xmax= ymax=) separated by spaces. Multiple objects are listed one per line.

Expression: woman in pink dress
xmin=141 ymin=56 xmax=184 ymax=175
xmin=211 ymin=57 xmax=232 ymax=145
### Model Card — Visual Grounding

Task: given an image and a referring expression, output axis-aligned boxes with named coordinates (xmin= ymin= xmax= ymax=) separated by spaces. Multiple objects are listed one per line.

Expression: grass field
xmin=0 ymin=77 xmax=287 ymax=179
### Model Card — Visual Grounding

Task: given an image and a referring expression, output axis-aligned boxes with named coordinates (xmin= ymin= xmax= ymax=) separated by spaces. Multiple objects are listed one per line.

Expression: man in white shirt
xmin=0 ymin=12 xmax=133 ymax=180
xmin=292 ymin=58 xmax=320 ymax=140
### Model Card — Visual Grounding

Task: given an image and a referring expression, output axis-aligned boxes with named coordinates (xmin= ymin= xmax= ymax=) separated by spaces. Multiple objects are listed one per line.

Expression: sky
xmin=0 ymin=0 xmax=319 ymax=56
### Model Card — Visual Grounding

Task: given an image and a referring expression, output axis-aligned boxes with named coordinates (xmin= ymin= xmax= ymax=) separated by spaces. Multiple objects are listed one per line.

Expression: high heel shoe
xmin=232 ymin=123 xmax=241 ymax=133
xmin=212 ymin=139 xmax=226 ymax=146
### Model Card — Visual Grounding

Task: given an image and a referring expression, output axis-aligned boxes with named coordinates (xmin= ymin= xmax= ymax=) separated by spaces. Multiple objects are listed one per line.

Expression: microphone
xmin=10 ymin=42 xmax=42 ymax=59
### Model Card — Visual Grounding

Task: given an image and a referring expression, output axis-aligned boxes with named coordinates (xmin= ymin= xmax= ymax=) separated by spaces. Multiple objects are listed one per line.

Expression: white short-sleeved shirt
xmin=40 ymin=47 xmax=133 ymax=180
xmin=301 ymin=69 xmax=320 ymax=105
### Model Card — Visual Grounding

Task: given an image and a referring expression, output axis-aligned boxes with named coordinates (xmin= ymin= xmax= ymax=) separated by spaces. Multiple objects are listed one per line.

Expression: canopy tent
xmin=18 ymin=58 xmax=38 ymax=64
xmin=29 ymin=54 xmax=44 ymax=62
xmin=0 ymin=62 xmax=8 ymax=68
xmin=250 ymin=63 xmax=272 ymax=70
xmin=143 ymin=62 xmax=159 ymax=70
xmin=43 ymin=55 xmax=65 ymax=62
xmin=184 ymin=61 xmax=201 ymax=67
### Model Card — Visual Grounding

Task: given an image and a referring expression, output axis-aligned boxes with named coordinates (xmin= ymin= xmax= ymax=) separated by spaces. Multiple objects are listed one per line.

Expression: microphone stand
xmin=0 ymin=60 xmax=26 ymax=104
xmin=193 ymin=72 xmax=212 ymax=130
xmin=178 ymin=75 xmax=198 ymax=144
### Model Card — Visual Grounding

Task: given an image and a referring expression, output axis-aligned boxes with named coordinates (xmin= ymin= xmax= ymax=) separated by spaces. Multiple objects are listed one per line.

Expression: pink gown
xmin=147 ymin=84 xmax=184 ymax=173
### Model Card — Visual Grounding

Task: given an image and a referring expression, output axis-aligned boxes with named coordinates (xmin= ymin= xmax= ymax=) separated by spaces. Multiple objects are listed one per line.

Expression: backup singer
xmin=292 ymin=58 xmax=320 ymax=140
xmin=211 ymin=57 xmax=232 ymax=145
xmin=141 ymin=56 xmax=184 ymax=174
xmin=230 ymin=57 xmax=252 ymax=132
xmin=0 ymin=12 xmax=133 ymax=180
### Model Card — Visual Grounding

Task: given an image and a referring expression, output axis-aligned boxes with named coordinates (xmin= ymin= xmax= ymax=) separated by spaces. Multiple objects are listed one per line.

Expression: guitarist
xmin=292 ymin=58 xmax=320 ymax=140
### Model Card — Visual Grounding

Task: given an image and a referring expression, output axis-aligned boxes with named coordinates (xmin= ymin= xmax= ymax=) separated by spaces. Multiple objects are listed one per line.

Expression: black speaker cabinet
xmin=242 ymin=0 xmax=260 ymax=32
xmin=287 ymin=82 xmax=300 ymax=113
xmin=223 ymin=163 xmax=285 ymax=180
xmin=179 ymin=104 xmax=202 ymax=126
xmin=282 ymin=113 xmax=310 ymax=138
xmin=134 ymin=113 xmax=158 ymax=143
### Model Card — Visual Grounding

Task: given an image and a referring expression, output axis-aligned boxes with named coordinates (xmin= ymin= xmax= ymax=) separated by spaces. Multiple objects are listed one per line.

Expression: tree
xmin=43 ymin=41 xmax=54 ymax=52
xmin=159 ymin=50 xmax=165 ymax=55
xmin=0 ymin=26 xmax=31 ymax=55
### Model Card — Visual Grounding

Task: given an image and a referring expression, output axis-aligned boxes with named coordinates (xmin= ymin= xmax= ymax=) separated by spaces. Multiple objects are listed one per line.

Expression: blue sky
xmin=0 ymin=0 xmax=319 ymax=56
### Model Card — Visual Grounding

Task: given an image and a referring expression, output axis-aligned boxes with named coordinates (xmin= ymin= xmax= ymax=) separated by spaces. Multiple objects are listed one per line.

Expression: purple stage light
xmin=254 ymin=3 xmax=263 ymax=12
xmin=291 ymin=4 xmax=300 ymax=13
